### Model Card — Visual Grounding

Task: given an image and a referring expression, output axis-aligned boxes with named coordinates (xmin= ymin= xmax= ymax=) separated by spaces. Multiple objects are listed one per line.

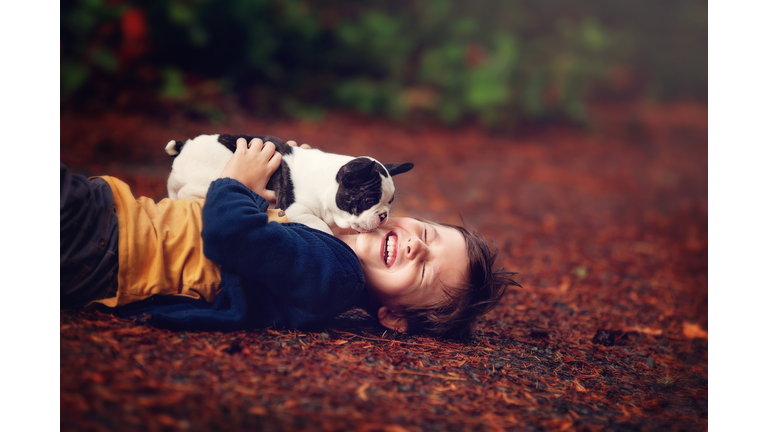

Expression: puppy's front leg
xmin=285 ymin=204 xmax=333 ymax=235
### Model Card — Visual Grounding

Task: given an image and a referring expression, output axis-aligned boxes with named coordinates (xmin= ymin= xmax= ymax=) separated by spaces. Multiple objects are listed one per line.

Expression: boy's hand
xmin=287 ymin=140 xmax=312 ymax=149
xmin=219 ymin=137 xmax=282 ymax=204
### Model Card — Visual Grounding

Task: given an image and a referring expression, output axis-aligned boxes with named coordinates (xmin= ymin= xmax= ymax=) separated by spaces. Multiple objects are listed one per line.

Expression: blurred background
xmin=60 ymin=2 xmax=709 ymax=429
xmin=61 ymin=0 xmax=706 ymax=126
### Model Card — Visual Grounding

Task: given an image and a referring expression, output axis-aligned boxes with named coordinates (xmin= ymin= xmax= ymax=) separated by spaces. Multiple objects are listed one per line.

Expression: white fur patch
xmin=166 ymin=134 xmax=232 ymax=200
xmin=165 ymin=140 xmax=179 ymax=156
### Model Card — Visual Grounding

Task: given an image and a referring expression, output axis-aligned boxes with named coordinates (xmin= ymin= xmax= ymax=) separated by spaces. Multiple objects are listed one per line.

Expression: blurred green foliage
xmin=61 ymin=0 xmax=707 ymax=125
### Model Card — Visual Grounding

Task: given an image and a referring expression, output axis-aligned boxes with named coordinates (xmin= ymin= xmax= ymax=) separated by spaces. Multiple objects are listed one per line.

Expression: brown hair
xmin=358 ymin=222 xmax=520 ymax=339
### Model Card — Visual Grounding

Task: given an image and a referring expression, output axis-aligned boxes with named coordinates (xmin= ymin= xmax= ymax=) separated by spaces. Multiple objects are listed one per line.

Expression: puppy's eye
xmin=364 ymin=198 xmax=376 ymax=205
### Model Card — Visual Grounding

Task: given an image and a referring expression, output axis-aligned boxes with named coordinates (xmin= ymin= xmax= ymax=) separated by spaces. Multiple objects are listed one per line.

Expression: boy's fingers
xmin=267 ymin=152 xmax=282 ymax=170
xmin=261 ymin=141 xmax=277 ymax=159
xmin=236 ymin=138 xmax=247 ymax=152
xmin=248 ymin=138 xmax=263 ymax=149
xmin=261 ymin=189 xmax=277 ymax=203
xmin=287 ymin=140 xmax=311 ymax=149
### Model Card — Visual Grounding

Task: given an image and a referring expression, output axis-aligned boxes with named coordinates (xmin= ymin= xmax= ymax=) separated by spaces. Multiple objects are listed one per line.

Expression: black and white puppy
xmin=165 ymin=134 xmax=414 ymax=234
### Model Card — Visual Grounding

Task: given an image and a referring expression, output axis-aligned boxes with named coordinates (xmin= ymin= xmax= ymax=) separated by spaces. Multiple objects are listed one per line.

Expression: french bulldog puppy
xmin=165 ymin=134 xmax=414 ymax=235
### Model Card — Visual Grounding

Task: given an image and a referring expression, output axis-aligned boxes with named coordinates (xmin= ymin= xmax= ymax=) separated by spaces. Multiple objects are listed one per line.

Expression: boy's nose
xmin=406 ymin=238 xmax=425 ymax=259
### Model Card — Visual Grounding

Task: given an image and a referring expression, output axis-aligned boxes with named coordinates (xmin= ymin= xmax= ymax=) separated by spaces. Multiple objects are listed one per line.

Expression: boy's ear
xmin=377 ymin=306 xmax=408 ymax=333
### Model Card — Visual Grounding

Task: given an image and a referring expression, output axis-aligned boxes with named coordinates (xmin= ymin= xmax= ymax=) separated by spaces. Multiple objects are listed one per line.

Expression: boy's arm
xmin=202 ymin=135 xmax=293 ymax=274
xmin=202 ymin=136 xmax=364 ymax=318
xmin=201 ymin=178 xmax=364 ymax=315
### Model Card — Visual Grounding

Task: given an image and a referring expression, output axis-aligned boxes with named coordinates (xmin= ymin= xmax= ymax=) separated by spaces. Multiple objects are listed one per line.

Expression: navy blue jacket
xmin=116 ymin=178 xmax=367 ymax=331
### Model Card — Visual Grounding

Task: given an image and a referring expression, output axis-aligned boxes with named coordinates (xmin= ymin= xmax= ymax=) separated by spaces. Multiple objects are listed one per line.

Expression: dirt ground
xmin=60 ymin=100 xmax=707 ymax=431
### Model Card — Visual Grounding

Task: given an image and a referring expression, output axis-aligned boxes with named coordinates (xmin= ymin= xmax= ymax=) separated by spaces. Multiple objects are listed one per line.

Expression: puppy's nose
xmin=379 ymin=212 xmax=388 ymax=222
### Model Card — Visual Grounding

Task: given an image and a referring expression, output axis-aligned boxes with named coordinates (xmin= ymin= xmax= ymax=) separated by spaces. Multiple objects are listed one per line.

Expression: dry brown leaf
xmin=234 ymin=385 xmax=258 ymax=396
xmin=357 ymin=382 xmax=370 ymax=401
xmin=155 ymin=414 xmax=181 ymax=428
xmin=626 ymin=326 xmax=663 ymax=336
xmin=248 ymin=407 xmax=267 ymax=415
xmin=683 ymin=322 xmax=708 ymax=339
xmin=573 ymin=379 xmax=587 ymax=392
xmin=383 ymin=425 xmax=410 ymax=432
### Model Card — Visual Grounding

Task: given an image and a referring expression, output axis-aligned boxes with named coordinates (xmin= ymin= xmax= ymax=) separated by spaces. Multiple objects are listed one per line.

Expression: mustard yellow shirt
xmin=88 ymin=176 xmax=289 ymax=308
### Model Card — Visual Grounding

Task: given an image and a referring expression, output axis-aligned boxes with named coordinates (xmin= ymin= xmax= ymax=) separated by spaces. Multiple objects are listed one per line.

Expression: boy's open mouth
xmin=381 ymin=232 xmax=397 ymax=268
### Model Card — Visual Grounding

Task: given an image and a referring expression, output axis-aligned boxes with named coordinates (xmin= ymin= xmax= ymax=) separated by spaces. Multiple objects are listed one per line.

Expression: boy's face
xmin=345 ymin=217 xmax=468 ymax=309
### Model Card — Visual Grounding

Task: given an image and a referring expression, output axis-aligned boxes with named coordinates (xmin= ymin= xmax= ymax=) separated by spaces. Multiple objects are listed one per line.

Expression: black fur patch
xmin=168 ymin=139 xmax=188 ymax=157
xmin=217 ymin=134 xmax=296 ymax=209
xmin=217 ymin=134 xmax=293 ymax=155
xmin=335 ymin=158 xmax=386 ymax=216
xmin=383 ymin=162 xmax=414 ymax=177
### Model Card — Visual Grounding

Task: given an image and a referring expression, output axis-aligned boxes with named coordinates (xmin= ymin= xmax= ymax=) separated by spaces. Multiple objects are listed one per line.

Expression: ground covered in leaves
xmin=60 ymin=101 xmax=707 ymax=431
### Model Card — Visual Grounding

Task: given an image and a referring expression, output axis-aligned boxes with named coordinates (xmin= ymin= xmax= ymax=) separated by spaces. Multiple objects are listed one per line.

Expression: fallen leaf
xmin=682 ymin=322 xmax=708 ymax=339
xmin=626 ymin=326 xmax=663 ymax=336
xmin=234 ymin=385 xmax=258 ymax=396
xmin=573 ymin=380 xmax=587 ymax=392
xmin=383 ymin=426 xmax=410 ymax=432
xmin=356 ymin=382 xmax=370 ymax=401
xmin=155 ymin=414 xmax=181 ymax=428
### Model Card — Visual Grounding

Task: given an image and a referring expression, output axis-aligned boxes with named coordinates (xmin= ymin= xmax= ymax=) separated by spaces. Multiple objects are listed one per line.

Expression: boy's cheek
xmin=366 ymin=273 xmax=387 ymax=294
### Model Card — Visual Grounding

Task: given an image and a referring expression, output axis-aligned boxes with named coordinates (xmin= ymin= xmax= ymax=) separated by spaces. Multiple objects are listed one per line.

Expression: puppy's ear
xmin=383 ymin=163 xmax=414 ymax=177
xmin=165 ymin=139 xmax=188 ymax=156
xmin=337 ymin=158 xmax=378 ymax=186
